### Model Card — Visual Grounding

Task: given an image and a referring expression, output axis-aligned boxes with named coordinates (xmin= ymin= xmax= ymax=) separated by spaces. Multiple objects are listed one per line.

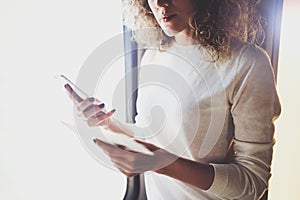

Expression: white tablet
xmin=61 ymin=121 xmax=154 ymax=156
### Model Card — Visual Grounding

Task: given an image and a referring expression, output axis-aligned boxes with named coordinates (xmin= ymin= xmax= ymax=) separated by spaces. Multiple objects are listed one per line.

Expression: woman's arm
xmin=94 ymin=138 xmax=215 ymax=190
xmin=155 ymin=156 xmax=215 ymax=190
xmin=206 ymin=46 xmax=281 ymax=199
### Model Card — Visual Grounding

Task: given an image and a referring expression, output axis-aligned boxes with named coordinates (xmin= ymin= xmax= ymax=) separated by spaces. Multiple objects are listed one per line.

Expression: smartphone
xmin=60 ymin=74 xmax=89 ymax=102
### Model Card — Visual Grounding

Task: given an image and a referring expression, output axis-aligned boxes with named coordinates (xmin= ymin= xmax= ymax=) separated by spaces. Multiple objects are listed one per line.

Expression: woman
xmin=65 ymin=0 xmax=281 ymax=199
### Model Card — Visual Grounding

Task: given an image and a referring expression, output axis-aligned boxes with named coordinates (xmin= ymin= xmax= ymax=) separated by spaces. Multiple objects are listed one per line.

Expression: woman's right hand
xmin=77 ymin=96 xmax=116 ymax=127
xmin=64 ymin=83 xmax=116 ymax=130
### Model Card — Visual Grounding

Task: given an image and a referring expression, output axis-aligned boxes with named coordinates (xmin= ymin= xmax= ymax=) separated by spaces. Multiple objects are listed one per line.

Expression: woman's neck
xmin=174 ymin=29 xmax=196 ymax=46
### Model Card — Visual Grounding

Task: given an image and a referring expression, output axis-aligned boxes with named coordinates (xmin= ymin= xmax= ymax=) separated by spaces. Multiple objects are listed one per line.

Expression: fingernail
xmin=99 ymin=103 xmax=105 ymax=108
xmin=89 ymin=97 xmax=94 ymax=102
xmin=93 ymin=139 xmax=97 ymax=144
xmin=111 ymin=109 xmax=116 ymax=113
xmin=64 ymin=84 xmax=72 ymax=90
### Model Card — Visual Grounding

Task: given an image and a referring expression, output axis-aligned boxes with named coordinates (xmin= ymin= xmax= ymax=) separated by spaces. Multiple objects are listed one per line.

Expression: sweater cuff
xmin=207 ymin=163 xmax=229 ymax=194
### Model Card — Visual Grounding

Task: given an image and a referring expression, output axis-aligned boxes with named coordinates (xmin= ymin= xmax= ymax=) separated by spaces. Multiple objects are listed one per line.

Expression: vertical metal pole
xmin=122 ymin=25 xmax=147 ymax=200
xmin=260 ymin=0 xmax=283 ymax=81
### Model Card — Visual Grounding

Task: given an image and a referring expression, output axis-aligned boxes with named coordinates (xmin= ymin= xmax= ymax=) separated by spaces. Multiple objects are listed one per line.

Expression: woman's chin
xmin=161 ymin=28 xmax=178 ymax=37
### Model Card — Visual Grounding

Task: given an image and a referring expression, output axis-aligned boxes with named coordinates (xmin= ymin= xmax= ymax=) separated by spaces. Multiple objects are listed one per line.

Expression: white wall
xmin=269 ymin=1 xmax=300 ymax=199
xmin=0 ymin=0 xmax=127 ymax=199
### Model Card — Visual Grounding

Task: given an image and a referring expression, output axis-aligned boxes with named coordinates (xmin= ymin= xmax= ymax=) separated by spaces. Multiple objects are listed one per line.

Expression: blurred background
xmin=0 ymin=0 xmax=299 ymax=199
xmin=269 ymin=1 xmax=300 ymax=199
xmin=0 ymin=0 xmax=127 ymax=199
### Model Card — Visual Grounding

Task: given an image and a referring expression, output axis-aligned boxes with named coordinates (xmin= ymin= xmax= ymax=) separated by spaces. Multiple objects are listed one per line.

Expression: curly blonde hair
xmin=122 ymin=0 xmax=265 ymax=62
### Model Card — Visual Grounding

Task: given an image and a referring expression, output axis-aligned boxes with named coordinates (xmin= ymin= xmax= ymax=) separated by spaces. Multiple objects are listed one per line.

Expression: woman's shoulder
xmin=230 ymin=41 xmax=272 ymax=74
xmin=232 ymin=41 xmax=271 ymax=65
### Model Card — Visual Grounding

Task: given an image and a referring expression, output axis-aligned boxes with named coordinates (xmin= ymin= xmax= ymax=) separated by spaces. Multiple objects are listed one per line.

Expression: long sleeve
xmin=207 ymin=45 xmax=281 ymax=199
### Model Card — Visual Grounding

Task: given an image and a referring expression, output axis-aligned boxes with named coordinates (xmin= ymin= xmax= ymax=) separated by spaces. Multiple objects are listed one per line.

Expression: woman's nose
xmin=155 ymin=0 xmax=170 ymax=8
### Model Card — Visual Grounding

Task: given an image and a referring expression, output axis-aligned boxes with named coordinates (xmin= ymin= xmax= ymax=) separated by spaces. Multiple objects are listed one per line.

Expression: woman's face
xmin=147 ymin=0 xmax=198 ymax=38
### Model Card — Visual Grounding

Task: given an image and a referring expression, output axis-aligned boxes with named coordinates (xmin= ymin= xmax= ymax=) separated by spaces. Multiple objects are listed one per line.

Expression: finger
xmin=122 ymin=172 xmax=136 ymax=178
xmin=82 ymin=103 xmax=105 ymax=119
xmin=87 ymin=109 xmax=116 ymax=127
xmin=93 ymin=139 xmax=120 ymax=156
xmin=115 ymin=166 xmax=137 ymax=177
xmin=93 ymin=139 xmax=134 ymax=159
xmin=113 ymin=160 xmax=144 ymax=175
xmin=93 ymin=138 xmax=130 ymax=155
xmin=134 ymin=140 xmax=160 ymax=152
xmin=118 ymin=169 xmax=137 ymax=177
xmin=77 ymin=97 xmax=96 ymax=112
xmin=116 ymin=144 xmax=140 ymax=154
xmin=112 ymin=160 xmax=137 ymax=176
xmin=93 ymin=138 xmax=115 ymax=150
xmin=116 ymin=144 xmax=132 ymax=152
xmin=64 ymin=84 xmax=83 ymax=103
xmin=97 ymin=120 xmax=109 ymax=127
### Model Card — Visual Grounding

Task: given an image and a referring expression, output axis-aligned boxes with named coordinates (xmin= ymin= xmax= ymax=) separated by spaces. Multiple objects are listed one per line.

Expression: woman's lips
xmin=161 ymin=14 xmax=177 ymax=22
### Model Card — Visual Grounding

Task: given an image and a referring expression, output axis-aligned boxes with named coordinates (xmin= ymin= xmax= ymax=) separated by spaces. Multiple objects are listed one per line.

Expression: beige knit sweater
xmin=118 ymin=41 xmax=281 ymax=200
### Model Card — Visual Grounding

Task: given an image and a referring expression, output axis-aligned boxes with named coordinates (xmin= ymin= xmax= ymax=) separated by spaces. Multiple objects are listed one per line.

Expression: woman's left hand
xmin=93 ymin=139 xmax=176 ymax=177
